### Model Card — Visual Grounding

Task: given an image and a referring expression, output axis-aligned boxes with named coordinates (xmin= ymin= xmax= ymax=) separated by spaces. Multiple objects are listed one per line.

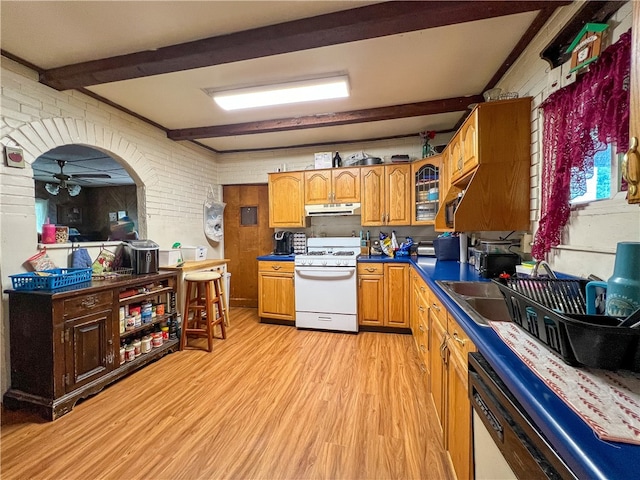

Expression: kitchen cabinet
xmin=3 ymin=271 xmax=179 ymax=420
xmin=361 ymin=164 xmax=411 ymax=226
xmin=435 ymin=97 xmax=531 ymax=232
xmin=423 ymin=279 xmax=476 ymax=480
xmin=357 ymin=263 xmax=409 ymax=328
xmin=268 ymin=171 xmax=307 ymax=228
xmin=357 ymin=263 xmax=385 ymax=326
xmin=304 ymin=167 xmax=360 ymax=204
xmin=258 ymin=261 xmax=295 ymax=322
xmin=411 ymin=156 xmax=442 ymax=225
xmin=626 ymin=2 xmax=640 ymax=204
xmin=410 ymin=270 xmax=430 ymax=382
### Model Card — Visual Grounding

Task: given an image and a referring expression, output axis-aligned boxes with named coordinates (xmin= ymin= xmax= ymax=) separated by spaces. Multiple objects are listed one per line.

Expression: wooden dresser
xmin=4 ymin=271 xmax=179 ymax=420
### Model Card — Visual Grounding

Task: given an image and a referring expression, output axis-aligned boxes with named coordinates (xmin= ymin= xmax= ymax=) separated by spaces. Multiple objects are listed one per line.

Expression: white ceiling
xmin=1 ymin=1 xmax=564 ymax=165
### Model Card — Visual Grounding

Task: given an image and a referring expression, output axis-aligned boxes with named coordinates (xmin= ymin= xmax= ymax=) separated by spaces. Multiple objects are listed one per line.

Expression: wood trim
xmin=38 ymin=1 xmax=571 ymax=91
xmin=168 ymin=96 xmax=484 ymax=141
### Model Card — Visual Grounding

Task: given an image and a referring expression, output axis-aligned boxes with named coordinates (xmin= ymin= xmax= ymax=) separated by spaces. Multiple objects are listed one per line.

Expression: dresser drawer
xmin=358 ymin=263 xmax=383 ymax=275
xmin=258 ymin=261 xmax=294 ymax=273
xmin=63 ymin=291 xmax=113 ymax=318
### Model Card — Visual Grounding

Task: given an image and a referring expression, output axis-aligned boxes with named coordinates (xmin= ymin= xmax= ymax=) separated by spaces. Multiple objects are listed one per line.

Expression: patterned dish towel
xmin=490 ymin=321 xmax=640 ymax=445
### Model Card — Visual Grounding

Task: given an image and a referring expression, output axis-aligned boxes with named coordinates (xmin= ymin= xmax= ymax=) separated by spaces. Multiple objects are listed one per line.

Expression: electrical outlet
xmin=109 ymin=212 xmax=117 ymax=222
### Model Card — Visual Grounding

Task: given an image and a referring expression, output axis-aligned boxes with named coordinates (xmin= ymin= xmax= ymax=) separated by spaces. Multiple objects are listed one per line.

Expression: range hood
xmin=305 ymin=203 xmax=361 ymax=216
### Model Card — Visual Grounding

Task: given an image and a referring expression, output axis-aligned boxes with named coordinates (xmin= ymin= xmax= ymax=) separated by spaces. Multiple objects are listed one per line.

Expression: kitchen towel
xmin=71 ymin=248 xmax=92 ymax=268
xmin=490 ymin=321 xmax=640 ymax=445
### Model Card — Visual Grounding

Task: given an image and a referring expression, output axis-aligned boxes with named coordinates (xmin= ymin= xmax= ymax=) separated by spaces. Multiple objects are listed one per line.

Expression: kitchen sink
xmin=436 ymin=281 xmax=510 ymax=326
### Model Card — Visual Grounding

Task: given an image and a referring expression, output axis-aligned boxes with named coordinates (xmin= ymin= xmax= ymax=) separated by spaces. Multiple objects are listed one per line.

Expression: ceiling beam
xmin=167 ymin=95 xmax=484 ymax=141
xmin=40 ymin=1 xmax=571 ymax=91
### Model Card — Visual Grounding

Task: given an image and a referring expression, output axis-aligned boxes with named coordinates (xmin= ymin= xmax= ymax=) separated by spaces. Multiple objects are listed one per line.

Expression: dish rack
xmin=493 ymin=278 xmax=640 ymax=371
xmin=10 ymin=268 xmax=92 ymax=291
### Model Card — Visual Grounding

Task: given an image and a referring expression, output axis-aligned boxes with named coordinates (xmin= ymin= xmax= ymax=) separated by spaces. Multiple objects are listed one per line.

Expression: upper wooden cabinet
xmin=304 ymin=167 xmax=360 ymax=204
xmin=436 ymin=97 xmax=532 ymax=232
xmin=361 ymin=164 xmax=411 ymax=226
xmin=411 ymin=156 xmax=442 ymax=225
xmin=268 ymin=171 xmax=307 ymax=228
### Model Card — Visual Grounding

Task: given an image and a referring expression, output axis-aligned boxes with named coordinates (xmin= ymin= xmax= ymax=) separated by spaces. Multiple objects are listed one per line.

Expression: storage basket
xmin=493 ymin=278 xmax=640 ymax=371
xmin=10 ymin=268 xmax=92 ymax=291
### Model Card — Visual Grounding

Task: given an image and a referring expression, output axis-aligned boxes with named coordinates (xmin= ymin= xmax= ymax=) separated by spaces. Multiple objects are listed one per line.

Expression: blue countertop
xmin=410 ymin=258 xmax=640 ymax=480
xmin=258 ymin=253 xmax=640 ymax=477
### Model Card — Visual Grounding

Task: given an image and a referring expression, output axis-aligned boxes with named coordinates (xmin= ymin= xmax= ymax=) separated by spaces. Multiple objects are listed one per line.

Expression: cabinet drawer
xmin=63 ymin=291 xmax=113 ymax=318
xmin=358 ymin=263 xmax=383 ymax=275
xmin=429 ymin=291 xmax=447 ymax=327
xmin=259 ymin=261 xmax=294 ymax=273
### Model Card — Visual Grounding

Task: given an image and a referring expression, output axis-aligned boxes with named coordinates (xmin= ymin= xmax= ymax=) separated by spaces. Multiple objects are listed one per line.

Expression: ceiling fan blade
xmin=45 ymin=183 xmax=60 ymax=195
xmin=71 ymin=173 xmax=112 ymax=179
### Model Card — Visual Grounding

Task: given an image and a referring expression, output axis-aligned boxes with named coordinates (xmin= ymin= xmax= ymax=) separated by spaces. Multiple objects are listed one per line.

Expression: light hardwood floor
xmin=1 ymin=308 xmax=453 ymax=480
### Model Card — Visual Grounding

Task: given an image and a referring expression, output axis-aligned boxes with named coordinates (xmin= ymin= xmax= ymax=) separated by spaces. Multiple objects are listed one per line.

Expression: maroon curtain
xmin=532 ymin=30 xmax=631 ymax=260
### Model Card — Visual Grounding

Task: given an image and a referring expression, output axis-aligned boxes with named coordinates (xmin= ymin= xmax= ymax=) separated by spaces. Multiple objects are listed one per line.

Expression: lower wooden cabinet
xmin=258 ymin=261 xmax=295 ymax=321
xmin=358 ymin=263 xmax=409 ymax=328
xmin=411 ymin=266 xmax=476 ymax=480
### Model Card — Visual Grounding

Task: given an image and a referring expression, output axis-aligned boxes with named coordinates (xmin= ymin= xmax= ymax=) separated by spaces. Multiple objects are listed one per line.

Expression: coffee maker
xmin=273 ymin=231 xmax=294 ymax=255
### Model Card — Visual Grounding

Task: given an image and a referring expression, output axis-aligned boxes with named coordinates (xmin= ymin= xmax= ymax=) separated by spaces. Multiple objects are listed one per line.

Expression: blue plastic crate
xmin=10 ymin=268 xmax=92 ymax=291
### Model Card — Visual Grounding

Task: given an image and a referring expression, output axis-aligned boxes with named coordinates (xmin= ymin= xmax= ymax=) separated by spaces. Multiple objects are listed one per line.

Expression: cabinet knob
xmin=272 ymin=265 xmax=281 ymax=270
xmin=453 ymin=331 xmax=466 ymax=346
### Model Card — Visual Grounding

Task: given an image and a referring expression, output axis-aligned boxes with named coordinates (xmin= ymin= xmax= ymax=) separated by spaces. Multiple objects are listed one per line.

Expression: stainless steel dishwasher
xmin=468 ymin=352 xmax=576 ymax=480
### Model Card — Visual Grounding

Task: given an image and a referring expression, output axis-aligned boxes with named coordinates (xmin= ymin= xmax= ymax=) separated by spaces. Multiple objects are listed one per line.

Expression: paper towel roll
xmin=459 ymin=233 xmax=468 ymax=263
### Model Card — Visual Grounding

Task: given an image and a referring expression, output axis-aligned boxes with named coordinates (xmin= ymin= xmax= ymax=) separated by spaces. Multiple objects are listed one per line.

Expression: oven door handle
xmin=295 ymin=268 xmax=355 ymax=279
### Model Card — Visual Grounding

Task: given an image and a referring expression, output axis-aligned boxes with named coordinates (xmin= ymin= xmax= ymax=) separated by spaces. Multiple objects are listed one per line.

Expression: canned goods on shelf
xmin=125 ymin=345 xmax=135 ymax=362
xmin=156 ymin=303 xmax=165 ymax=316
xmin=161 ymin=326 xmax=169 ymax=341
xmin=119 ymin=346 xmax=125 ymax=364
xmin=152 ymin=332 xmax=163 ymax=348
xmin=125 ymin=315 xmax=136 ymax=331
xmin=132 ymin=339 xmax=141 ymax=357
xmin=141 ymin=335 xmax=152 ymax=354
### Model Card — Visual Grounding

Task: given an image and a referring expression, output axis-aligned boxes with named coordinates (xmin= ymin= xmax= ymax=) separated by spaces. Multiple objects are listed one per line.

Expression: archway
xmin=33 ymin=144 xmax=137 ymax=242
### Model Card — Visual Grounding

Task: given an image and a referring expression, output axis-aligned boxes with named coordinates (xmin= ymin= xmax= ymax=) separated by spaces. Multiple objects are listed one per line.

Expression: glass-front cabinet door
xmin=411 ymin=155 xmax=441 ymax=225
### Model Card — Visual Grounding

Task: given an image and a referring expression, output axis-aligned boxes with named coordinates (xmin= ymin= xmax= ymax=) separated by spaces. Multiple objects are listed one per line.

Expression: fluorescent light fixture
xmin=211 ymin=75 xmax=350 ymax=111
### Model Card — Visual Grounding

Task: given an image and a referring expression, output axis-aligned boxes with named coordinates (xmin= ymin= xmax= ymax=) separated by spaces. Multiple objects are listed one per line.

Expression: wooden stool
xmin=214 ymin=272 xmax=230 ymax=327
xmin=180 ymin=271 xmax=227 ymax=352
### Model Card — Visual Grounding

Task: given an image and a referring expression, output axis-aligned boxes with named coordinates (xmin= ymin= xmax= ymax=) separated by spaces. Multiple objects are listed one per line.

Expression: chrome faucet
xmin=531 ymin=260 xmax=557 ymax=279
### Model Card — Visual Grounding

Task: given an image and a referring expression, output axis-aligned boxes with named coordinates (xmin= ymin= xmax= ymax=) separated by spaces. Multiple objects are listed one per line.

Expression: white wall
xmin=0 ymin=56 xmax=222 ymax=395
xmin=496 ymin=1 xmax=638 ymax=279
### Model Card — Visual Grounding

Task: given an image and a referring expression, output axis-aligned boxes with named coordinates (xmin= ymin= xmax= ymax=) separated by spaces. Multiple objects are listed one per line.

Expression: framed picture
xmin=4 ymin=146 xmax=25 ymax=168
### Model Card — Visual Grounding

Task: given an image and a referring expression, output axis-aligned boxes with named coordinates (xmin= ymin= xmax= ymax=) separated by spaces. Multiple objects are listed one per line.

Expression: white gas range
xmin=294 ymin=237 xmax=360 ymax=332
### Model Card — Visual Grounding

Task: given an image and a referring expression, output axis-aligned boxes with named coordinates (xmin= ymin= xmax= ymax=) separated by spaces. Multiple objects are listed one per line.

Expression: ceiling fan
xmin=45 ymin=159 xmax=111 ymax=196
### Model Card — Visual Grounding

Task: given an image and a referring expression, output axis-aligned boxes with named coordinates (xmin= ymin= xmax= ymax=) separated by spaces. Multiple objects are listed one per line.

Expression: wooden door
xmin=224 ymin=184 xmax=272 ymax=308
xmin=332 ymin=167 xmax=360 ymax=203
xmin=627 ymin=2 xmax=640 ymax=204
xmin=361 ymin=166 xmax=385 ymax=226
xmin=384 ymin=263 xmax=409 ymax=327
xmin=385 ymin=164 xmax=411 ymax=225
xmin=64 ymin=310 xmax=112 ymax=393
xmin=304 ymin=170 xmax=332 ymax=204
xmin=268 ymin=172 xmax=305 ymax=227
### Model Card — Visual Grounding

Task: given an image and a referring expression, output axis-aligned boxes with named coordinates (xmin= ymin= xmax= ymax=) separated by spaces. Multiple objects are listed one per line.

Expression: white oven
xmin=294 ymin=237 xmax=360 ymax=332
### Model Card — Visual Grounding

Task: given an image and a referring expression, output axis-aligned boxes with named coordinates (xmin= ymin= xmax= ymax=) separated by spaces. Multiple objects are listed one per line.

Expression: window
xmin=35 ymin=198 xmax=48 ymax=234
xmin=570 ymin=144 xmax=621 ymax=204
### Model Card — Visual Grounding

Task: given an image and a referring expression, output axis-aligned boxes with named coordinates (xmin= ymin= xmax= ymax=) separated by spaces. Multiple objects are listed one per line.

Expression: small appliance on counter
xmin=123 ymin=240 xmax=159 ymax=274
xmin=414 ymin=241 xmax=435 ymax=256
xmin=273 ymin=231 xmax=294 ymax=255
xmin=472 ymin=239 xmax=519 ymax=278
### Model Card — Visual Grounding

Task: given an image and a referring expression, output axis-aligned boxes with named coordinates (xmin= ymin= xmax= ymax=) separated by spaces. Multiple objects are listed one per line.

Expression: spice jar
xmin=161 ymin=326 xmax=169 ymax=341
xmin=156 ymin=303 xmax=165 ymax=316
xmin=119 ymin=346 xmax=125 ymax=364
xmin=125 ymin=315 xmax=136 ymax=331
